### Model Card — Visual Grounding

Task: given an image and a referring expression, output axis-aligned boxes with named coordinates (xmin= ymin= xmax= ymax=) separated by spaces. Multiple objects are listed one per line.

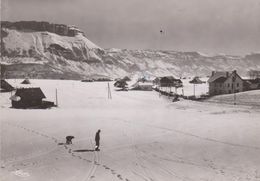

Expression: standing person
xmin=95 ymin=129 xmax=101 ymax=151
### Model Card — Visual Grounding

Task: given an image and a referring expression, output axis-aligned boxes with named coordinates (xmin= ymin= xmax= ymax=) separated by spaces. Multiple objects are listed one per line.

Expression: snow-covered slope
xmin=1 ymin=21 xmax=260 ymax=79
xmin=1 ymin=80 xmax=260 ymax=181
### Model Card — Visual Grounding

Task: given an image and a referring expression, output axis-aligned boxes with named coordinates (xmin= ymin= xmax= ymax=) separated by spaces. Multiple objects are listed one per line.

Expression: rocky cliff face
xmin=1 ymin=21 xmax=84 ymax=37
xmin=1 ymin=21 xmax=260 ymax=79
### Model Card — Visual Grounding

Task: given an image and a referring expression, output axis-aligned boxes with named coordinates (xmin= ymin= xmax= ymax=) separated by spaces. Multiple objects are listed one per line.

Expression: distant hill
xmin=1 ymin=21 xmax=260 ymax=79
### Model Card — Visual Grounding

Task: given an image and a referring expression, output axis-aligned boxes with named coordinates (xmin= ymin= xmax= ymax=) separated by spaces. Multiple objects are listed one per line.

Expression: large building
xmin=208 ymin=70 xmax=244 ymax=95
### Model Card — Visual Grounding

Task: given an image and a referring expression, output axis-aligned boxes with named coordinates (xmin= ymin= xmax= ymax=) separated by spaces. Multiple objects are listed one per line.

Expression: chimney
xmin=212 ymin=71 xmax=215 ymax=76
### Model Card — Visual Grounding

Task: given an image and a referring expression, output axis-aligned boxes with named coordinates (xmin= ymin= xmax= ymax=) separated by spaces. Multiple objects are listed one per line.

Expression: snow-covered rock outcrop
xmin=1 ymin=21 xmax=260 ymax=79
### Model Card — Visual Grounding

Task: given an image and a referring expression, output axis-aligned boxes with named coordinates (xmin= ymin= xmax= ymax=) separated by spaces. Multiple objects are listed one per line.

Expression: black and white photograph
xmin=1 ymin=0 xmax=260 ymax=180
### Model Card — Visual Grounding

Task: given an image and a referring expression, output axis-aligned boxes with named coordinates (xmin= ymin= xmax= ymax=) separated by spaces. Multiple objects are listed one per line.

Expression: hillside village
xmin=1 ymin=69 xmax=260 ymax=109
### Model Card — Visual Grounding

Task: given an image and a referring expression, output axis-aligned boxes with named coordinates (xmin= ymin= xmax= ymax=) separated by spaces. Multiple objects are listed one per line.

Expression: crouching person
xmin=66 ymin=136 xmax=75 ymax=145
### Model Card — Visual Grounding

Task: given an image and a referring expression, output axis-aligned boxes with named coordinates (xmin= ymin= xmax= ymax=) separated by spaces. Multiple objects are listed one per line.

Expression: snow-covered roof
xmin=208 ymin=72 xmax=229 ymax=83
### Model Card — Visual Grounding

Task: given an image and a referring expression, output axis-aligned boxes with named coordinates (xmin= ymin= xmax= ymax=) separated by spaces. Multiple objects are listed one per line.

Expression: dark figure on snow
xmin=66 ymin=136 xmax=74 ymax=145
xmin=95 ymin=130 xmax=101 ymax=151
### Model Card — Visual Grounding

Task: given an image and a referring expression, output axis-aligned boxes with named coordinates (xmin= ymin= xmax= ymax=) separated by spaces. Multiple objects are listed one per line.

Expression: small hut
xmin=159 ymin=76 xmax=183 ymax=87
xmin=81 ymin=78 xmax=94 ymax=82
xmin=1 ymin=79 xmax=14 ymax=92
xmin=10 ymin=88 xmax=54 ymax=109
xmin=114 ymin=80 xmax=128 ymax=90
xmin=131 ymin=82 xmax=153 ymax=91
xmin=21 ymin=78 xmax=31 ymax=84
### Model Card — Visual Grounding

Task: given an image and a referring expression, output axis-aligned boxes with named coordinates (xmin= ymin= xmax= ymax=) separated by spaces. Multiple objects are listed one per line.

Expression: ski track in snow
xmin=146 ymin=124 xmax=260 ymax=151
xmin=114 ymin=118 xmax=260 ymax=181
xmin=3 ymin=122 xmax=131 ymax=181
xmin=127 ymin=120 xmax=194 ymax=181
xmin=118 ymin=118 xmax=260 ymax=151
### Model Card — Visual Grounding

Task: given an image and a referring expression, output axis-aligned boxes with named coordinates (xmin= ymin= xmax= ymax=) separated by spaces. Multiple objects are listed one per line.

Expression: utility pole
xmin=0 ymin=17 xmax=3 ymax=80
xmin=193 ymin=84 xmax=196 ymax=97
xmin=234 ymin=90 xmax=236 ymax=105
xmin=55 ymin=88 xmax=58 ymax=107
xmin=232 ymin=75 xmax=236 ymax=105
xmin=108 ymin=82 xmax=112 ymax=99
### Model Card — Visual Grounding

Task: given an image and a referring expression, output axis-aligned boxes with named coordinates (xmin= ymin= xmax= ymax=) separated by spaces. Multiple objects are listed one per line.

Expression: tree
xmin=248 ymin=70 xmax=260 ymax=79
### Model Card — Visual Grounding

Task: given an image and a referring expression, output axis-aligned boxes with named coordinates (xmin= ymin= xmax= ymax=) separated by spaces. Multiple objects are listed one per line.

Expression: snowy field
xmin=1 ymin=79 xmax=260 ymax=181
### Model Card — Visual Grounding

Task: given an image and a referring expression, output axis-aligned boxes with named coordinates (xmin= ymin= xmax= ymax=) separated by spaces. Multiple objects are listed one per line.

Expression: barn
xmin=10 ymin=88 xmax=54 ymax=109
xmin=1 ymin=79 xmax=14 ymax=92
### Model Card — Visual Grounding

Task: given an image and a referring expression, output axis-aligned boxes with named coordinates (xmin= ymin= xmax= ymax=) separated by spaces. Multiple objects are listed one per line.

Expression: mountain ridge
xmin=1 ymin=21 xmax=260 ymax=79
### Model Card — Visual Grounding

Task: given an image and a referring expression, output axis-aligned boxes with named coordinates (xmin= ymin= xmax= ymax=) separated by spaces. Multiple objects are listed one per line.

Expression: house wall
xmin=12 ymin=99 xmax=43 ymax=108
xmin=209 ymin=82 xmax=223 ymax=95
xmin=223 ymin=73 xmax=244 ymax=94
xmin=134 ymin=85 xmax=153 ymax=91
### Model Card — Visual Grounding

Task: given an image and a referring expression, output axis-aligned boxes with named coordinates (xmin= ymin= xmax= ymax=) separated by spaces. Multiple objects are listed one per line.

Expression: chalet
xmin=10 ymin=88 xmax=54 ymax=109
xmin=131 ymin=82 xmax=153 ymax=91
xmin=114 ymin=80 xmax=128 ymax=89
xmin=81 ymin=78 xmax=94 ymax=82
xmin=208 ymin=70 xmax=244 ymax=95
xmin=153 ymin=77 xmax=161 ymax=85
xmin=21 ymin=78 xmax=31 ymax=84
xmin=1 ymin=79 xmax=14 ymax=92
xmin=158 ymin=76 xmax=183 ymax=88
xmin=189 ymin=77 xmax=205 ymax=84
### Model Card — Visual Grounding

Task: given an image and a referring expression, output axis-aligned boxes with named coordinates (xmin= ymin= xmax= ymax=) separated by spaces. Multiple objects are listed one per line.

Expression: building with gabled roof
xmin=131 ymin=81 xmax=153 ymax=91
xmin=158 ymin=76 xmax=183 ymax=88
xmin=1 ymin=79 xmax=14 ymax=92
xmin=10 ymin=87 xmax=47 ymax=108
xmin=21 ymin=78 xmax=31 ymax=84
xmin=208 ymin=70 xmax=244 ymax=95
xmin=189 ymin=77 xmax=205 ymax=84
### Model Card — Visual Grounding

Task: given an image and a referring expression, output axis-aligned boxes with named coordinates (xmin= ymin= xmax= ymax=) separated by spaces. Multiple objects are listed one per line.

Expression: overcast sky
xmin=1 ymin=0 xmax=260 ymax=55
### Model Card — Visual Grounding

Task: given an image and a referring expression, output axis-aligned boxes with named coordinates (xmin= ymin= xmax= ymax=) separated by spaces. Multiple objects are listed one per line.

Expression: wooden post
xmin=193 ymin=84 xmax=196 ymax=97
xmin=55 ymin=88 xmax=58 ymax=107
xmin=108 ymin=82 xmax=112 ymax=99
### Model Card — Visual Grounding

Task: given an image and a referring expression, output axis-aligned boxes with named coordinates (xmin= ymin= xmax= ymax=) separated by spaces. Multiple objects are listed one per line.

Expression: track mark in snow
xmin=146 ymin=124 xmax=260 ymax=150
xmin=83 ymin=140 xmax=100 ymax=181
xmin=4 ymin=123 xmax=131 ymax=181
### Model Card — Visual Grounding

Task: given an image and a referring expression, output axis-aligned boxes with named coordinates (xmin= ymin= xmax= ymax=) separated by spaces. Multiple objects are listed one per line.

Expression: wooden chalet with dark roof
xmin=10 ymin=87 xmax=54 ymax=109
xmin=1 ymin=79 xmax=14 ymax=92
xmin=158 ymin=76 xmax=183 ymax=88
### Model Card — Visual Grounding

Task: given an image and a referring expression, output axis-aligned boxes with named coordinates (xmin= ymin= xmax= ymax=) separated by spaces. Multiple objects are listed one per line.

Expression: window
xmin=237 ymin=83 xmax=239 ymax=87
xmin=228 ymin=83 xmax=230 ymax=87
